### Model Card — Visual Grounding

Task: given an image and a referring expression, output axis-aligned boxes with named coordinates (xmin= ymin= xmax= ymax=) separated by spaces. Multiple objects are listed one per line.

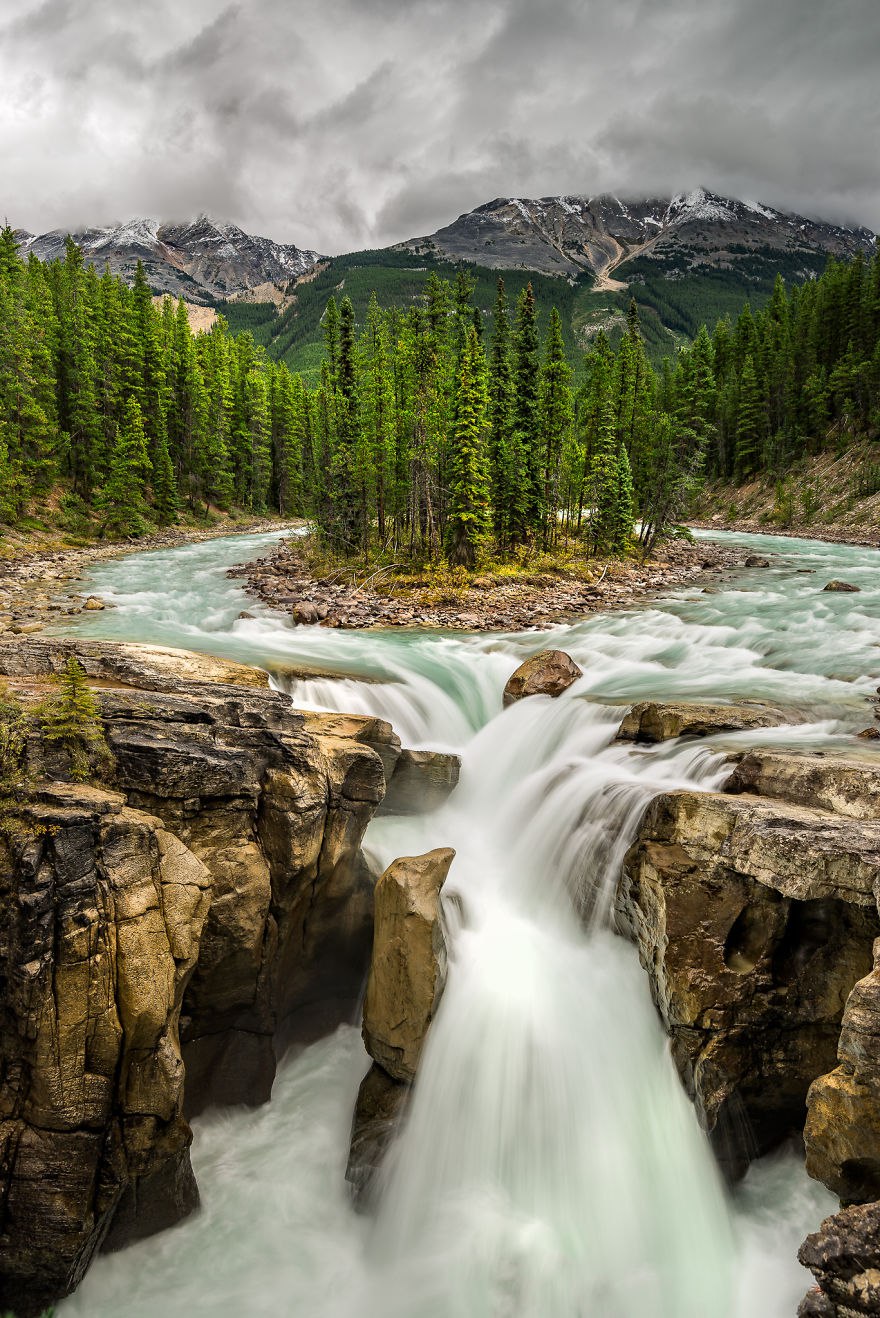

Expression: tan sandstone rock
xmin=362 ymin=847 xmax=454 ymax=1084
xmin=502 ymin=650 xmax=583 ymax=707
xmin=616 ymin=699 xmax=796 ymax=743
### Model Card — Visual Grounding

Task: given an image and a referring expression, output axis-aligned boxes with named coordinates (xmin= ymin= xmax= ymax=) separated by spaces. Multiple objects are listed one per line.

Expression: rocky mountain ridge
xmin=13 ymin=214 xmax=322 ymax=304
xmin=403 ymin=187 xmax=876 ymax=283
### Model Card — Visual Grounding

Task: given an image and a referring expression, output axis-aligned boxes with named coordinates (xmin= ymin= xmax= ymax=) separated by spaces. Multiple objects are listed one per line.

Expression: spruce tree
xmin=511 ymin=283 xmax=541 ymax=539
xmin=734 ymin=354 xmax=765 ymax=479
xmin=98 ymin=397 xmax=152 ymax=536
xmin=538 ymin=307 xmax=573 ymax=547
xmin=445 ymin=327 xmax=491 ymax=568
xmin=40 ymin=657 xmax=114 ymax=782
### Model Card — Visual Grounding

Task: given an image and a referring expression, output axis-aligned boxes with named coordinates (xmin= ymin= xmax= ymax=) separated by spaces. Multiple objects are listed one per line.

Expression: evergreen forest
xmin=1 ymin=225 xmax=878 ymax=563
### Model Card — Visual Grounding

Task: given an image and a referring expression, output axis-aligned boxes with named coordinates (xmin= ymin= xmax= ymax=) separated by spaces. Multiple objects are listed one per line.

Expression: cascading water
xmin=56 ymin=527 xmax=880 ymax=1317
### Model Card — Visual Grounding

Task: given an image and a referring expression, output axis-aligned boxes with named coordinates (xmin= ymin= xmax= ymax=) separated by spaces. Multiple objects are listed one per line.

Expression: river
xmin=54 ymin=527 xmax=880 ymax=1317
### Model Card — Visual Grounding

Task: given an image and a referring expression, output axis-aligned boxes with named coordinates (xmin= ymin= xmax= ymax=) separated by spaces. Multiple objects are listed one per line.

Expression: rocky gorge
xmin=3 ymin=526 xmax=880 ymax=1316
xmin=0 ymin=637 xmax=458 ymax=1314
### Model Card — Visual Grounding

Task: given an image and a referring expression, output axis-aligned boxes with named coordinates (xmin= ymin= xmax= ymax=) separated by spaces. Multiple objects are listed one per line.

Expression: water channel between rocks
xmin=53 ymin=527 xmax=880 ymax=1318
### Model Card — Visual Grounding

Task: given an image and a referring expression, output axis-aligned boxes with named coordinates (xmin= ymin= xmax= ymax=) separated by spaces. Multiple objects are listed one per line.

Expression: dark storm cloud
xmin=1 ymin=0 xmax=878 ymax=251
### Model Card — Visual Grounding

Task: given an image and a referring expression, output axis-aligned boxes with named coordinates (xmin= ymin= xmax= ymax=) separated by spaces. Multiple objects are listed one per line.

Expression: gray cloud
xmin=1 ymin=0 xmax=878 ymax=251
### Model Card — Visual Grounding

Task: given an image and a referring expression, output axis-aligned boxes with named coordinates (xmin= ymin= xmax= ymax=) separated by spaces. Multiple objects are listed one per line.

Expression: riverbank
xmin=691 ymin=442 xmax=880 ymax=549
xmin=0 ymin=516 xmax=297 ymax=637
xmin=231 ymin=535 xmax=748 ymax=630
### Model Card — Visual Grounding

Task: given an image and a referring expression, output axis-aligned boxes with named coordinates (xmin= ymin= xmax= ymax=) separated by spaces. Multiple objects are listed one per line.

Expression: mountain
xmin=14 ymin=215 xmax=322 ymax=303
xmin=403 ymin=188 xmax=875 ymax=285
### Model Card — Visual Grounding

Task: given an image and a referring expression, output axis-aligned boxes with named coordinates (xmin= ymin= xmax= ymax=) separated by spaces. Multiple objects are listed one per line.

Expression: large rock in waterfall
xmin=362 ymin=848 xmax=454 ymax=1083
xmin=798 ymin=1201 xmax=880 ymax=1316
xmin=0 ymin=784 xmax=212 ymax=1316
xmin=0 ymin=637 xmax=392 ymax=1313
xmin=502 ymin=650 xmax=582 ymax=707
xmin=618 ymin=787 xmax=880 ymax=1174
xmin=378 ymin=749 xmax=461 ymax=815
xmin=615 ymin=699 xmax=795 ymax=743
xmin=804 ymin=939 xmax=880 ymax=1203
xmin=348 ymin=847 xmax=454 ymax=1204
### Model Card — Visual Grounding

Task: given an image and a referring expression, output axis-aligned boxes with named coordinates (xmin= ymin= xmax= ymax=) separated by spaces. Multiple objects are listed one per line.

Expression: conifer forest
xmin=1 ymin=225 xmax=878 ymax=564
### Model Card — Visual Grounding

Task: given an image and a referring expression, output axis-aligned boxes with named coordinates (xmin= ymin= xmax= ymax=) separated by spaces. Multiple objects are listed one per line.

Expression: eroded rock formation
xmin=0 ymin=638 xmax=402 ymax=1313
xmin=0 ymin=784 xmax=212 ymax=1316
xmin=347 ymin=847 xmax=454 ymax=1204
xmin=618 ymin=781 xmax=880 ymax=1175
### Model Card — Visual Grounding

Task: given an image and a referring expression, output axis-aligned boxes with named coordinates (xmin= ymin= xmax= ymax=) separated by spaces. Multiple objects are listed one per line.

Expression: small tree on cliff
xmin=39 ymin=658 xmax=114 ymax=783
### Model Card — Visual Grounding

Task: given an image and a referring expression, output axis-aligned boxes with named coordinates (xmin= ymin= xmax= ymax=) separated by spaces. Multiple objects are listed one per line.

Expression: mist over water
xmin=58 ymin=527 xmax=880 ymax=1317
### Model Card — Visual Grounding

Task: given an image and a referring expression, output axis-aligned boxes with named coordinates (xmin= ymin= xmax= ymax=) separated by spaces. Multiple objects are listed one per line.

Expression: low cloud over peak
xmin=2 ymin=0 xmax=878 ymax=252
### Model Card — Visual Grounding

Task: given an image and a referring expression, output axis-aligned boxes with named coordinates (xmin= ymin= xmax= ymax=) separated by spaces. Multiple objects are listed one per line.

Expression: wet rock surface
xmin=378 ymin=749 xmax=461 ymax=815
xmin=616 ymin=699 xmax=796 ymax=743
xmin=502 ymin=649 xmax=583 ymax=706
xmin=798 ymin=1201 xmax=880 ymax=1316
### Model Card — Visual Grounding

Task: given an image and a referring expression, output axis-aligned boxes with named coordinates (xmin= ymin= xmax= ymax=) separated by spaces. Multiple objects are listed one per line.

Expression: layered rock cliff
xmin=0 ymin=638 xmax=407 ymax=1315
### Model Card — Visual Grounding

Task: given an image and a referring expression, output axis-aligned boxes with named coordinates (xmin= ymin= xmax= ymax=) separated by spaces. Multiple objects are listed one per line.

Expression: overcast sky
xmin=1 ymin=0 xmax=878 ymax=253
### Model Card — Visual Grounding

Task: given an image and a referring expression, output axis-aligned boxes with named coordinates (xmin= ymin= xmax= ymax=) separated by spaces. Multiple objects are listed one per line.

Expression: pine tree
xmin=511 ymin=283 xmax=541 ymax=539
xmin=611 ymin=444 xmax=634 ymax=554
xmin=538 ymin=307 xmax=573 ymax=547
xmin=39 ymin=657 xmax=114 ymax=783
xmin=734 ymin=354 xmax=766 ymax=479
xmin=588 ymin=399 xmax=619 ymax=554
xmin=445 ymin=327 xmax=491 ymax=568
xmin=98 ymin=397 xmax=152 ymax=536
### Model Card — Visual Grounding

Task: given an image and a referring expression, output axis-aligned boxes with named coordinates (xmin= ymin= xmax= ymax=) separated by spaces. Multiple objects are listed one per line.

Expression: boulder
xmin=823 ymin=581 xmax=861 ymax=593
xmin=502 ymin=649 xmax=582 ymax=707
xmin=805 ymin=939 xmax=880 ymax=1203
xmin=83 ymin=595 xmax=105 ymax=610
xmin=798 ymin=1201 xmax=880 ymax=1317
xmin=745 ymin=555 xmax=771 ymax=568
xmin=616 ymin=700 xmax=795 ymax=743
xmin=618 ymin=790 xmax=880 ymax=1175
xmin=0 ymin=786 xmax=212 ymax=1315
xmin=728 ymin=751 xmax=880 ymax=821
xmin=378 ymin=748 xmax=461 ymax=816
xmin=362 ymin=848 xmax=454 ymax=1083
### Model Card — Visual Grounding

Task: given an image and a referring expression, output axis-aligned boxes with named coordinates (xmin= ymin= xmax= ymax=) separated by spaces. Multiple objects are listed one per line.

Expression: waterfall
xmin=58 ymin=525 xmax=880 ymax=1317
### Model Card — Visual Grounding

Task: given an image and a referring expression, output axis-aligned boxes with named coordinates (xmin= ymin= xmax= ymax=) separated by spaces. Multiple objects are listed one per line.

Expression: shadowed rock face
xmin=96 ymin=683 xmax=387 ymax=1113
xmin=0 ymin=785 xmax=212 ymax=1317
xmin=0 ymin=639 xmax=391 ymax=1313
xmin=805 ymin=939 xmax=880 ymax=1204
xmin=798 ymin=1201 xmax=880 ymax=1316
xmin=619 ymin=788 xmax=880 ymax=1176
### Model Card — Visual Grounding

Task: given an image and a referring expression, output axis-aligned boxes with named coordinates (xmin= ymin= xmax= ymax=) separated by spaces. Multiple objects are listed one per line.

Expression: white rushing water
xmin=57 ymin=527 xmax=880 ymax=1317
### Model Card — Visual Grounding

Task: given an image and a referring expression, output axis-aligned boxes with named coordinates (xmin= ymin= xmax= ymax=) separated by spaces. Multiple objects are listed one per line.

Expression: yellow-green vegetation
xmin=38 ymin=658 xmax=114 ymax=783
